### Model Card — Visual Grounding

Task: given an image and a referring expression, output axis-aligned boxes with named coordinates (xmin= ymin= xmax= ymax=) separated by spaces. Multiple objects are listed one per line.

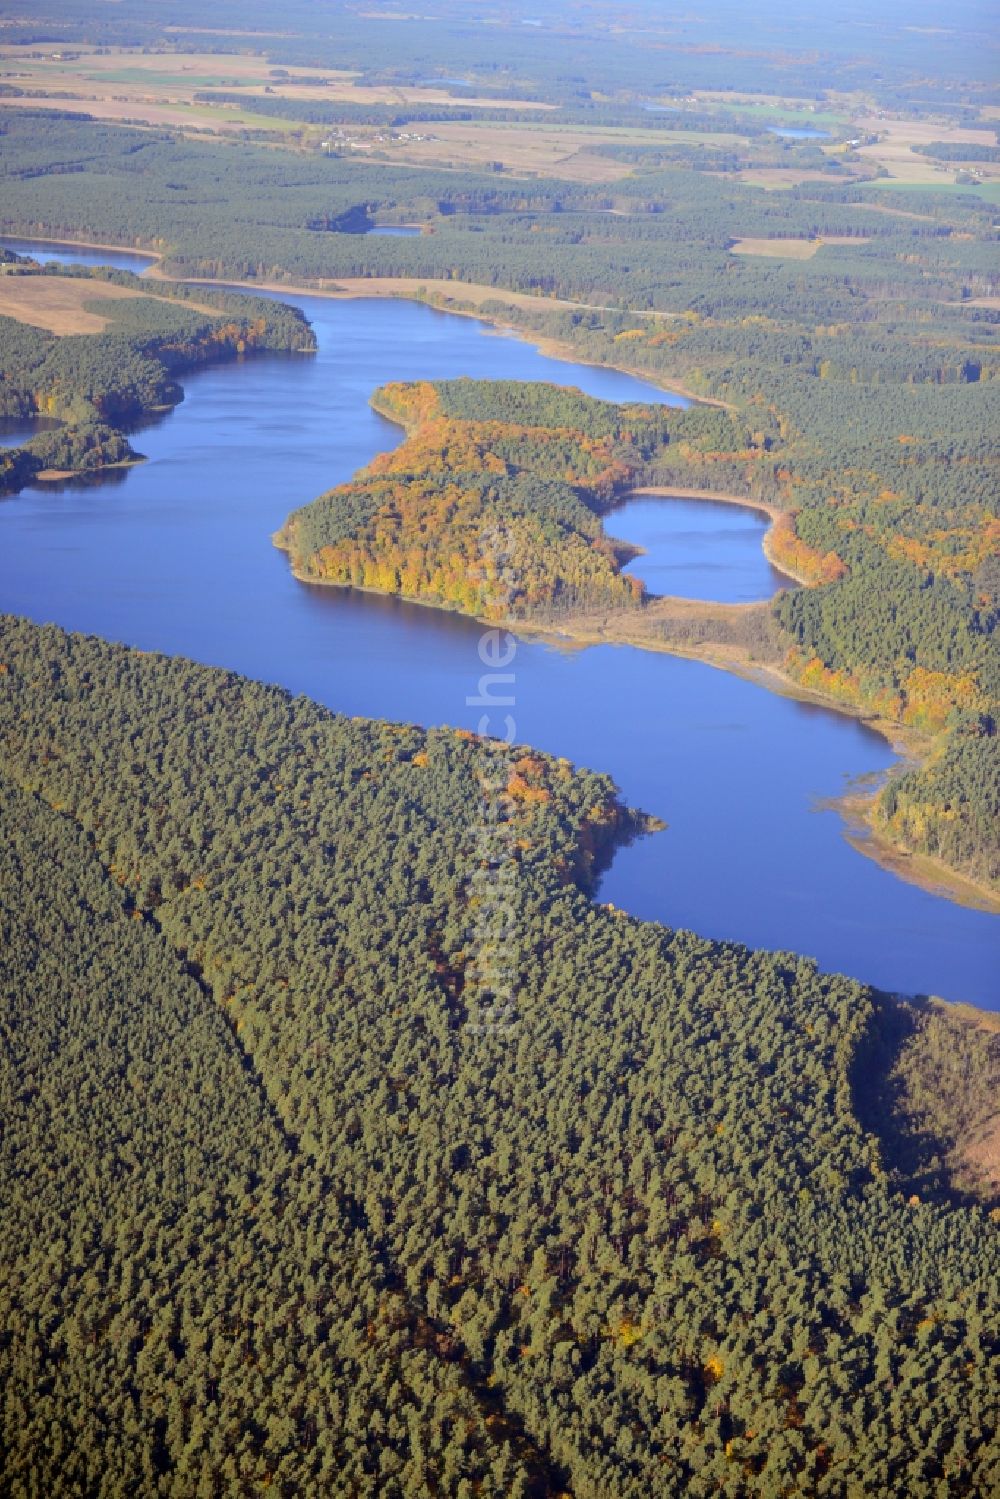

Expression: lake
xmin=0 ymin=416 xmax=58 ymax=449
xmin=768 ymin=126 xmax=831 ymax=140
xmin=609 ymin=494 xmax=791 ymax=602
xmin=1 ymin=237 xmax=157 ymax=273
xmin=1 ymin=240 xmax=996 ymax=1007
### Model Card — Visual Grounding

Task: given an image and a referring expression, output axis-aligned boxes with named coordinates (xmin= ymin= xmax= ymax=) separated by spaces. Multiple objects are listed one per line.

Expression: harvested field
xmin=0 ymin=94 xmax=301 ymax=133
xmin=0 ymin=275 xmax=146 ymax=333
xmin=730 ymin=235 xmax=869 ymax=258
xmin=731 ymin=237 xmax=820 ymax=259
xmin=0 ymin=274 xmax=212 ymax=334
xmin=283 ymin=118 xmax=749 ymax=180
xmin=853 ymin=117 xmax=1000 ymax=185
xmin=0 ymin=43 xmax=553 ymax=137
xmin=733 ymin=168 xmax=856 ymax=190
xmin=191 ymin=273 xmax=599 ymax=315
xmin=377 ymin=123 xmax=633 ymax=180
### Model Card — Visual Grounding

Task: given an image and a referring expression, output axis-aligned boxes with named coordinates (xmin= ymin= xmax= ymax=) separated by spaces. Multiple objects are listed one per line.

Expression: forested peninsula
xmin=2 ymin=6 xmax=1000 ymax=1490
xmin=277 ymin=378 xmax=999 ymax=902
xmin=0 ymin=255 xmax=314 ymax=493
xmin=0 ymin=614 xmax=998 ymax=1496
xmin=3 ymin=107 xmax=995 ymax=893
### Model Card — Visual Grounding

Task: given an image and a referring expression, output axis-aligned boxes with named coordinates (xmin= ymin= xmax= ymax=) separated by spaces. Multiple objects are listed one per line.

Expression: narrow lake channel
xmin=2 ymin=239 xmax=996 ymax=1007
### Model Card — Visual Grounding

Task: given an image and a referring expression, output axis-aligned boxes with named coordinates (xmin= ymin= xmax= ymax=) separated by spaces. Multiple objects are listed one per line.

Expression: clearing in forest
xmin=0 ymin=276 xmax=148 ymax=334
xmin=0 ymin=274 xmax=215 ymax=335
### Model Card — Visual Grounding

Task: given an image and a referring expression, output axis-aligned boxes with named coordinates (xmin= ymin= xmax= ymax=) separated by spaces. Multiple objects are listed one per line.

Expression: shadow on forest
xmin=850 ymin=990 xmax=1000 ymax=1210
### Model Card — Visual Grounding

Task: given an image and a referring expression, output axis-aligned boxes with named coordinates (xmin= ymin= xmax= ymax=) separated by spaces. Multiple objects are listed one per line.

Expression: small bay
xmin=1 ymin=242 xmax=995 ymax=1006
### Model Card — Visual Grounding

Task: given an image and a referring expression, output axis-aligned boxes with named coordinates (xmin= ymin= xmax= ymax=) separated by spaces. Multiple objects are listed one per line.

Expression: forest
xmin=0 ymin=262 xmax=314 ymax=492
xmin=0 ymin=102 xmax=995 ymax=881
xmin=3 ymin=113 xmax=997 ymax=308
xmin=277 ymin=378 xmax=999 ymax=892
xmin=1 ymin=0 xmax=992 ymax=110
xmin=0 ymin=7 xmax=998 ymax=1493
xmin=0 ymin=614 xmax=998 ymax=1496
xmin=277 ymin=379 xmax=678 ymax=618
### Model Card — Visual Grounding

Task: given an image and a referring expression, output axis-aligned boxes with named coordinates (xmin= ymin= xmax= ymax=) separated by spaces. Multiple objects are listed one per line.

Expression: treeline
xmin=0 ymin=268 xmax=314 ymax=493
xmin=278 ymin=375 xmax=999 ymax=889
xmin=877 ymin=718 xmax=1000 ymax=887
xmin=0 ymin=614 xmax=998 ymax=1495
xmin=915 ymin=142 xmax=1000 ymax=163
xmin=278 ymin=379 xmax=765 ymax=619
xmin=2 ymin=0 xmax=989 ymax=106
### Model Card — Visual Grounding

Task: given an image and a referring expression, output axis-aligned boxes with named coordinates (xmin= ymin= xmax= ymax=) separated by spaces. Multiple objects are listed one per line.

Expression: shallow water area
xmin=767 ymin=126 xmax=831 ymax=139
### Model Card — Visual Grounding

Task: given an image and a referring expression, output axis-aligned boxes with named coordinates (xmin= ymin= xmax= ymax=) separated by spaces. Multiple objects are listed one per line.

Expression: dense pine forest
xmin=4 ymin=111 xmax=998 ymax=310
xmin=277 ymin=378 xmax=999 ymax=892
xmin=0 ymin=261 xmax=314 ymax=493
xmin=1 ymin=5 xmax=998 ymax=1490
xmin=0 ymin=615 xmax=998 ymax=1496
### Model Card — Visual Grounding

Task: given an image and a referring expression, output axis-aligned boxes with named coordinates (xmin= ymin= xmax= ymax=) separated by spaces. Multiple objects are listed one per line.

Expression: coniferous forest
xmin=0 ymin=2 xmax=998 ymax=1493
xmin=278 ymin=378 xmax=999 ymax=891
xmin=0 ymin=616 xmax=998 ymax=1497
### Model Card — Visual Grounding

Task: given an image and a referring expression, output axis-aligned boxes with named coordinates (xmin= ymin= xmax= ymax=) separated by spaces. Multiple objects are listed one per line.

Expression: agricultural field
xmin=375 ymin=120 xmax=748 ymax=181
xmin=0 ymin=273 xmax=161 ymax=333
xmin=8 ymin=43 xmax=996 ymax=194
xmin=730 ymin=235 xmax=871 ymax=259
xmin=691 ymin=92 xmax=850 ymax=129
xmin=854 ymin=116 xmax=1000 ymax=186
xmin=729 ymin=237 xmax=821 ymax=259
xmin=0 ymin=43 xmax=552 ymax=137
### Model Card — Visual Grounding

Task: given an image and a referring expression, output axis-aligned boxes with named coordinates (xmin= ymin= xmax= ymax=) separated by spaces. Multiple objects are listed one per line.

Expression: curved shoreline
xmin=1 ymin=232 xmax=161 ymax=264
xmin=278 ymin=394 xmax=998 ymax=921
xmin=0 ymin=231 xmax=721 ymax=406
xmin=146 ymin=266 xmax=715 ymax=408
xmin=279 ymin=539 xmax=1000 ymax=919
xmin=7 ymin=231 xmax=996 ymax=920
xmin=838 ymin=788 xmax=1000 ymax=917
xmin=627 ymin=485 xmax=808 ymax=587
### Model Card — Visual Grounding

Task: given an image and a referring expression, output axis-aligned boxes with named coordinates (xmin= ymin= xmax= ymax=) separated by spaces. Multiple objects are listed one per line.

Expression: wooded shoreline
xmin=7 ymin=235 xmax=996 ymax=918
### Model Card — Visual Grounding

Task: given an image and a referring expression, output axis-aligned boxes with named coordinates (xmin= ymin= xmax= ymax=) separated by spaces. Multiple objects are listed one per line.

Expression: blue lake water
xmin=368 ymin=225 xmax=423 ymax=237
xmin=0 ymin=416 xmax=55 ymax=448
xmin=768 ymin=126 xmax=831 ymax=140
xmin=1 ymin=237 xmax=157 ymax=273
xmin=610 ymin=494 xmax=791 ymax=602
xmin=1 ymin=243 xmax=996 ymax=1007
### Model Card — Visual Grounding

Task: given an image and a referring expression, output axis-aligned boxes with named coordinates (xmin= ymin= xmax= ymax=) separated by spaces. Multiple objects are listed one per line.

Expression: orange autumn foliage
xmin=280 ymin=385 xmax=653 ymax=620
xmin=768 ymin=513 xmax=847 ymax=586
